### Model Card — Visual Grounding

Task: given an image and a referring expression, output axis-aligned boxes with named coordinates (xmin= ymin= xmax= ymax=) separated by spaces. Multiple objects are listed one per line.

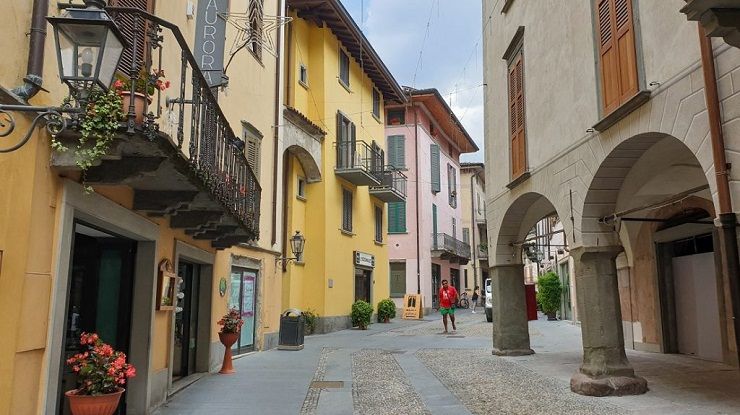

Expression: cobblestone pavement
xmin=416 ymin=348 xmax=627 ymax=415
xmin=156 ymin=309 xmax=740 ymax=415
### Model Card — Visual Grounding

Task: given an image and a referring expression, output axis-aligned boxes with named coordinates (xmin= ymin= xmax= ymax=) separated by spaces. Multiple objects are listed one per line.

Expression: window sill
xmin=296 ymin=195 xmax=307 ymax=202
xmin=388 ymin=231 xmax=408 ymax=235
xmin=339 ymin=228 xmax=355 ymax=237
xmin=299 ymin=80 xmax=309 ymax=90
xmin=372 ymin=113 xmax=381 ymax=123
xmin=338 ymin=78 xmax=352 ymax=93
xmin=506 ymin=171 xmax=531 ymax=190
xmin=374 ymin=240 xmax=384 ymax=246
xmin=593 ymin=90 xmax=651 ymax=132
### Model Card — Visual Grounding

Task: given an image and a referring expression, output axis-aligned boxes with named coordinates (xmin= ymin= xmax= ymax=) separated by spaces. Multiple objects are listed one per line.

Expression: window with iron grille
xmin=339 ymin=49 xmax=350 ymax=87
xmin=375 ymin=206 xmax=383 ymax=243
xmin=342 ymin=188 xmax=353 ymax=232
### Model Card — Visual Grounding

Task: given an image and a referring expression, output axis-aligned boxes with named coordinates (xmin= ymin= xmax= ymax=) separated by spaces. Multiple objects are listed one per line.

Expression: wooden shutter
xmin=388 ymin=202 xmax=406 ymax=233
xmin=508 ymin=53 xmax=526 ymax=178
xmin=375 ymin=206 xmax=383 ymax=242
xmin=387 ymin=135 xmax=405 ymax=168
xmin=245 ymin=136 xmax=260 ymax=178
xmin=463 ymin=228 xmax=470 ymax=244
xmin=110 ymin=0 xmax=153 ymax=75
xmin=342 ymin=189 xmax=353 ymax=232
xmin=430 ymin=144 xmax=441 ymax=192
xmin=596 ymin=0 xmax=638 ymax=113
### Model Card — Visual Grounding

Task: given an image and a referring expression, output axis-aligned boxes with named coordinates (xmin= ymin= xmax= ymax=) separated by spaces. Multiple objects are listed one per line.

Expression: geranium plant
xmin=113 ymin=68 xmax=170 ymax=97
xmin=65 ymin=332 xmax=136 ymax=395
xmin=218 ymin=308 xmax=244 ymax=334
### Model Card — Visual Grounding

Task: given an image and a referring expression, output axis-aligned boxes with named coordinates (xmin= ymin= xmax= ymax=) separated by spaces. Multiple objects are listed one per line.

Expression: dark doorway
xmin=229 ymin=267 xmax=258 ymax=354
xmin=354 ymin=267 xmax=372 ymax=303
xmin=431 ymin=263 xmax=441 ymax=308
xmin=450 ymin=268 xmax=460 ymax=292
xmin=173 ymin=261 xmax=201 ymax=379
xmin=59 ymin=223 xmax=137 ymax=415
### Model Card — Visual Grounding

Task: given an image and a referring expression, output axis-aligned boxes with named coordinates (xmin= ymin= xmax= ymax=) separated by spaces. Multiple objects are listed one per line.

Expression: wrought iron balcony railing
xmin=85 ymin=7 xmax=261 ymax=245
xmin=335 ymin=140 xmax=383 ymax=186
xmin=431 ymin=233 xmax=471 ymax=262
xmin=369 ymin=167 xmax=407 ymax=203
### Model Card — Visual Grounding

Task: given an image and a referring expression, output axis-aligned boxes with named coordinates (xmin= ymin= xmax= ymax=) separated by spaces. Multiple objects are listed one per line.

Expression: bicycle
xmin=457 ymin=292 xmax=470 ymax=309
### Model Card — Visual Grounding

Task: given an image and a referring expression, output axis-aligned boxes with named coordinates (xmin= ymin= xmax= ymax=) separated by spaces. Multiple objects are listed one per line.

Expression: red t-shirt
xmin=439 ymin=286 xmax=458 ymax=308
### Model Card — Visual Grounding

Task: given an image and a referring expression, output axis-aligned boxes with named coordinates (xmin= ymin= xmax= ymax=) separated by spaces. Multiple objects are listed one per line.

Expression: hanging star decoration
xmin=219 ymin=6 xmax=292 ymax=73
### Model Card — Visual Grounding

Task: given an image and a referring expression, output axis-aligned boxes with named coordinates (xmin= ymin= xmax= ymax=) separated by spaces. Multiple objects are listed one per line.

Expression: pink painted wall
xmin=386 ymin=104 xmax=465 ymax=308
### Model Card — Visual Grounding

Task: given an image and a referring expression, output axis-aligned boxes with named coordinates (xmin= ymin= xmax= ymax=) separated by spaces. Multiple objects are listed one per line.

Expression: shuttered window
xmin=342 ymin=188 xmax=353 ymax=232
xmin=387 ymin=135 xmax=405 ymax=169
xmin=336 ymin=112 xmax=356 ymax=169
xmin=249 ymin=0 xmax=265 ymax=61
xmin=430 ymin=144 xmax=441 ymax=193
xmin=596 ymin=0 xmax=638 ymax=114
xmin=508 ymin=52 xmax=526 ymax=179
xmin=339 ymin=49 xmax=350 ymax=87
xmin=373 ymin=89 xmax=381 ymax=118
xmin=462 ymin=228 xmax=470 ymax=244
xmin=452 ymin=218 xmax=457 ymax=240
xmin=109 ymin=0 xmax=154 ymax=75
xmin=388 ymin=202 xmax=406 ymax=233
xmin=374 ymin=206 xmax=383 ymax=243
xmin=242 ymin=122 xmax=262 ymax=179
xmin=447 ymin=164 xmax=457 ymax=208
xmin=390 ymin=262 xmax=406 ymax=298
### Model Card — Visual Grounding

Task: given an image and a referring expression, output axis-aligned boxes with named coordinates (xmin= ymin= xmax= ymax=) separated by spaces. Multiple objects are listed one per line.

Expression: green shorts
xmin=440 ymin=306 xmax=455 ymax=315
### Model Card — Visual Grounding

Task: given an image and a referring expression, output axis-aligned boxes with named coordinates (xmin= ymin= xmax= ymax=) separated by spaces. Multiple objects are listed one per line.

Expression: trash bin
xmin=278 ymin=309 xmax=305 ymax=350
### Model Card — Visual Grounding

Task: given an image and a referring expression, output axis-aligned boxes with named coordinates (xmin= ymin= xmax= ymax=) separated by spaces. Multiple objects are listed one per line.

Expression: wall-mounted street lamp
xmin=277 ymin=231 xmax=306 ymax=269
xmin=0 ymin=0 xmax=127 ymax=153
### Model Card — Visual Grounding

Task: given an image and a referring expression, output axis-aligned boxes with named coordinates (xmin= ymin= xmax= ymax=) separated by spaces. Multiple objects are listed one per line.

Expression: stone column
xmin=491 ymin=264 xmax=533 ymax=356
xmin=570 ymin=247 xmax=648 ymax=396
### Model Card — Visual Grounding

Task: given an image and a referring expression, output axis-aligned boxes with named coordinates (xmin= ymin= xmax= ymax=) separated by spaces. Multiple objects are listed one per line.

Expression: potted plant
xmin=536 ymin=272 xmax=562 ymax=321
xmin=64 ymin=332 xmax=136 ymax=415
xmin=113 ymin=68 xmax=170 ymax=124
xmin=351 ymin=300 xmax=373 ymax=330
xmin=217 ymin=308 xmax=243 ymax=374
xmin=302 ymin=309 xmax=318 ymax=335
xmin=377 ymin=298 xmax=396 ymax=323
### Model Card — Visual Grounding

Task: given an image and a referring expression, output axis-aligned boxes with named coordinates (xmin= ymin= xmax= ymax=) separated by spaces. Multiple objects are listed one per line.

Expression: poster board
xmin=156 ymin=259 xmax=178 ymax=311
xmin=402 ymin=294 xmax=423 ymax=320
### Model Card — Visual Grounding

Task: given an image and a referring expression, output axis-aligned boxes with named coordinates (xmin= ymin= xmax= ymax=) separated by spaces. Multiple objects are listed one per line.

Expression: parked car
xmin=484 ymin=278 xmax=492 ymax=322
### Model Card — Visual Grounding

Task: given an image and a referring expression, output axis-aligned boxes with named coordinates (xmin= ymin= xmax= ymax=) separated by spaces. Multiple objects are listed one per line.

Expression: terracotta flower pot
xmin=219 ymin=331 xmax=239 ymax=374
xmin=120 ymin=92 xmax=151 ymax=124
xmin=383 ymin=317 xmax=390 ymax=323
xmin=65 ymin=388 xmax=124 ymax=415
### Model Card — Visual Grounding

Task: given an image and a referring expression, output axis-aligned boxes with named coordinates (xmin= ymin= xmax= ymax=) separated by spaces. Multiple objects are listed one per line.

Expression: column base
xmin=570 ymin=372 xmax=648 ymax=397
xmin=492 ymin=347 xmax=534 ymax=357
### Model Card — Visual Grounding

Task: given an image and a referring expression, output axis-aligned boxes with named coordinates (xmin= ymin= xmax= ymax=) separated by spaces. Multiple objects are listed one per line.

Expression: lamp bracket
xmin=0 ymin=102 xmax=82 ymax=153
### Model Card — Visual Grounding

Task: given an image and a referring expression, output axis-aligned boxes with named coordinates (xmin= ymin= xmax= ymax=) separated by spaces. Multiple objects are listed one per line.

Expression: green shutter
xmin=388 ymin=202 xmax=406 ymax=233
xmin=431 ymin=144 xmax=440 ymax=192
xmin=387 ymin=135 xmax=405 ymax=168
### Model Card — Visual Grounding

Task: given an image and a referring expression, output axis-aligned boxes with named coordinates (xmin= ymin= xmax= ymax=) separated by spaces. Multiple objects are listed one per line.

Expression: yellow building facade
xmin=0 ymin=0 xmax=284 ymax=413
xmin=281 ymin=0 xmax=406 ymax=331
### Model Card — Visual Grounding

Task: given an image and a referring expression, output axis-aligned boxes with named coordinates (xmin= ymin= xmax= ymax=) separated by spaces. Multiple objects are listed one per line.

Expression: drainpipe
xmin=469 ymin=168 xmax=479 ymax=296
xmin=698 ymin=25 xmax=740 ymax=364
xmin=271 ymin=0 xmax=286 ymax=247
xmin=413 ymin=99 xmax=421 ymax=295
xmin=11 ymin=0 xmax=49 ymax=100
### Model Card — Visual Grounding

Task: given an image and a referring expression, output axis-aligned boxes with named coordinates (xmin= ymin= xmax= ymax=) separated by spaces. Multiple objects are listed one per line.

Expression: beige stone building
xmin=483 ymin=0 xmax=740 ymax=395
xmin=460 ymin=163 xmax=488 ymax=298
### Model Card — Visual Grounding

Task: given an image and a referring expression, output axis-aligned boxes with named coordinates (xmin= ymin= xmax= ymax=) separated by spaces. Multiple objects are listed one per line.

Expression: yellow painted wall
xmin=283 ymin=15 xmax=391 ymax=321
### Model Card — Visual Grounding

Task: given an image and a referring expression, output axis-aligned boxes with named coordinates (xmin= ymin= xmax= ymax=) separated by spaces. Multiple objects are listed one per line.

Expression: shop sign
xmin=354 ymin=251 xmax=375 ymax=268
xmin=194 ymin=0 xmax=228 ymax=87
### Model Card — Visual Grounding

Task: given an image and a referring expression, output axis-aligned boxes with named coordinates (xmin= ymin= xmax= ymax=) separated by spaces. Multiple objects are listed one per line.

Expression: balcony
xmin=477 ymin=244 xmax=488 ymax=260
xmin=50 ymin=8 xmax=260 ymax=248
xmin=369 ymin=168 xmax=407 ymax=203
xmin=431 ymin=233 xmax=471 ymax=265
xmin=335 ymin=140 xmax=383 ymax=186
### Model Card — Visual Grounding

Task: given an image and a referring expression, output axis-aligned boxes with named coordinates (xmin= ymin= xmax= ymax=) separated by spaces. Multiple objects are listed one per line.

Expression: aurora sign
xmin=194 ymin=0 xmax=228 ymax=87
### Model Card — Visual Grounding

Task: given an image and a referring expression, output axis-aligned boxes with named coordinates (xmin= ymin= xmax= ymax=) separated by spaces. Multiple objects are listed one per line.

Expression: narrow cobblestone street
xmin=154 ymin=311 xmax=740 ymax=415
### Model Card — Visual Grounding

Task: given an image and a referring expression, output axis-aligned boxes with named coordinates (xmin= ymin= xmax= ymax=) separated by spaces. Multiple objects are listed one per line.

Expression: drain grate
xmin=310 ymin=381 xmax=344 ymax=389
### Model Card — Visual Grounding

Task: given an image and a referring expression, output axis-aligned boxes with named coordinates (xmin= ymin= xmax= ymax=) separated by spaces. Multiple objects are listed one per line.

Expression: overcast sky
xmin=341 ymin=0 xmax=485 ymax=162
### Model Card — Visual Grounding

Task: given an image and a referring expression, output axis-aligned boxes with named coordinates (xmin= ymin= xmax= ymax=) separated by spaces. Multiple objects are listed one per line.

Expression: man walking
xmin=471 ymin=285 xmax=480 ymax=313
xmin=439 ymin=279 xmax=458 ymax=333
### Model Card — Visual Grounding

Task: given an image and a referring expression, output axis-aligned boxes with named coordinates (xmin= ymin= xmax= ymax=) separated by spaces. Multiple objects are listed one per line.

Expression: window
xmin=299 ymin=64 xmax=308 ymax=86
xmin=387 ymin=109 xmax=405 ymax=125
xmin=248 ymin=0 xmax=264 ymax=60
xmin=430 ymin=144 xmax=441 ymax=193
xmin=374 ymin=206 xmax=383 ymax=243
xmin=448 ymin=164 xmax=457 ymax=208
xmin=388 ymin=202 xmax=406 ymax=233
xmin=477 ymin=193 xmax=482 ymax=214
xmin=372 ymin=89 xmax=381 ymax=119
xmin=297 ymin=177 xmax=306 ymax=199
xmin=342 ymin=188 xmax=353 ymax=232
xmin=462 ymin=228 xmax=470 ymax=244
xmin=508 ymin=50 xmax=526 ymax=179
xmin=242 ymin=122 xmax=263 ymax=179
xmin=595 ymin=0 xmax=638 ymax=114
xmin=387 ymin=135 xmax=405 ymax=169
xmin=390 ymin=262 xmax=406 ymax=298
xmin=336 ymin=112 xmax=356 ymax=168
xmin=464 ymin=269 xmax=469 ymax=289
xmin=452 ymin=218 xmax=457 ymax=240
xmin=339 ymin=49 xmax=350 ymax=87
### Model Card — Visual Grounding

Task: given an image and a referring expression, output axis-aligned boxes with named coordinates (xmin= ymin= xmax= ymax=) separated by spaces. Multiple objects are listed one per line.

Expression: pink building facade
xmin=385 ymin=89 xmax=478 ymax=311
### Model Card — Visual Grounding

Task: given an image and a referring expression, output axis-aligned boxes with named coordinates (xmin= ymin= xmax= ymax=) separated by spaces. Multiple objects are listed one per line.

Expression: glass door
xmin=60 ymin=223 xmax=136 ymax=415
xmin=173 ymin=261 xmax=200 ymax=379
xmin=229 ymin=267 xmax=257 ymax=354
xmin=354 ymin=268 xmax=372 ymax=303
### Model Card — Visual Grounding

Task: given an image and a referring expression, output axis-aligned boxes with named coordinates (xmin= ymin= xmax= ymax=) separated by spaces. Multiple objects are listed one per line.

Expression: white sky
xmin=342 ymin=0 xmax=485 ymax=162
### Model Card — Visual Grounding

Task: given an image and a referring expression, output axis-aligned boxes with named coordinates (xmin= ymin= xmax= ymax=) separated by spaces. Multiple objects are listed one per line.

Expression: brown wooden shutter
xmin=596 ymin=0 xmax=638 ymax=114
xmin=508 ymin=53 xmax=526 ymax=179
xmin=110 ymin=0 xmax=154 ymax=75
